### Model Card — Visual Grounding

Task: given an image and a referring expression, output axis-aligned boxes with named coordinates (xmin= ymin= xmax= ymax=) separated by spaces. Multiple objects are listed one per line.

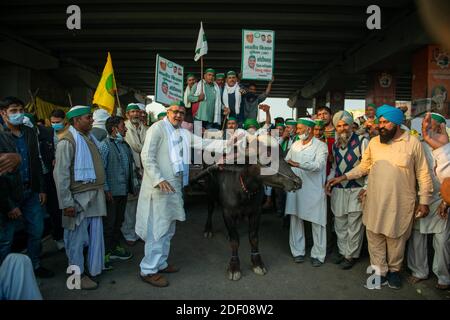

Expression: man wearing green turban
xmin=215 ymin=73 xmax=225 ymax=89
xmin=407 ymin=111 xmax=450 ymax=290
xmin=188 ymin=68 xmax=222 ymax=128
xmin=54 ymin=105 xmax=107 ymax=289
xmin=183 ymin=73 xmax=197 ymax=123
xmin=313 ymin=119 xmax=325 ymax=141
xmin=284 ymin=117 xmax=329 ymax=267
xmin=123 ymin=103 xmax=149 ymax=246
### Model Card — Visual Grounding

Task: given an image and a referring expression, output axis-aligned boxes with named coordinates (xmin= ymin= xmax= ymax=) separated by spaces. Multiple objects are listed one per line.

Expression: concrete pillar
xmin=366 ymin=71 xmax=396 ymax=107
xmin=326 ymin=90 xmax=345 ymax=114
xmin=313 ymin=95 xmax=326 ymax=114
xmin=411 ymin=45 xmax=450 ymax=118
xmin=0 ymin=65 xmax=31 ymax=102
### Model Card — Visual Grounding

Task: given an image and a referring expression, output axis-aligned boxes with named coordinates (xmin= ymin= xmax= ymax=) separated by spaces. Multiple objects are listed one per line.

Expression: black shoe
xmin=34 ymin=266 xmax=55 ymax=278
xmin=364 ymin=275 xmax=388 ymax=289
xmin=387 ymin=271 xmax=402 ymax=290
xmin=339 ymin=258 xmax=356 ymax=270
xmin=333 ymin=254 xmax=344 ymax=265
xmin=293 ymin=255 xmax=305 ymax=263
xmin=311 ymin=258 xmax=323 ymax=267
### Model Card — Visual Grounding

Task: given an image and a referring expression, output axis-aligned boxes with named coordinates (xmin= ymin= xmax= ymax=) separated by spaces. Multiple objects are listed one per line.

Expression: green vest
xmin=60 ymin=130 xmax=105 ymax=194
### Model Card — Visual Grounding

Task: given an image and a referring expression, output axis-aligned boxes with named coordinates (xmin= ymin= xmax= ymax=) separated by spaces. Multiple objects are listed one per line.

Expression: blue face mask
xmin=8 ymin=113 xmax=24 ymax=126
xmin=52 ymin=122 xmax=64 ymax=131
xmin=115 ymin=132 xmax=124 ymax=142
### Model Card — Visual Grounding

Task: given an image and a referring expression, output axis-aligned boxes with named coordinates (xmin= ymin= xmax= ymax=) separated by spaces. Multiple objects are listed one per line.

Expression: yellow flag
xmin=93 ymin=52 xmax=116 ymax=114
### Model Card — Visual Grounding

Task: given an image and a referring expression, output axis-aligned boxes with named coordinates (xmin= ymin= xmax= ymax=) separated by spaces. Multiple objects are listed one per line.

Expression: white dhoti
xmin=140 ymin=211 xmax=176 ymax=275
xmin=121 ymin=197 xmax=139 ymax=242
xmin=331 ymin=188 xmax=365 ymax=259
xmin=407 ymin=219 xmax=450 ymax=285
xmin=64 ymin=216 xmax=105 ymax=277
xmin=289 ymin=215 xmax=327 ymax=262
xmin=0 ymin=253 xmax=42 ymax=300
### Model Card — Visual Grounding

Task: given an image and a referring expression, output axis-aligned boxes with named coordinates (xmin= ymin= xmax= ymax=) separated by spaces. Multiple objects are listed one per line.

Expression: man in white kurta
xmin=136 ymin=101 xmax=230 ymax=287
xmin=123 ymin=103 xmax=148 ymax=245
xmin=407 ymin=113 xmax=450 ymax=290
xmin=421 ymin=112 xmax=450 ymax=183
xmin=327 ymin=111 xmax=368 ymax=270
xmin=285 ymin=118 xmax=328 ymax=266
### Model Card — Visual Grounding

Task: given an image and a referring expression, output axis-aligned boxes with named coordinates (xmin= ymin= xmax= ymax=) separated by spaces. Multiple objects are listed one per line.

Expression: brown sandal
xmin=436 ymin=283 xmax=449 ymax=290
xmin=407 ymin=275 xmax=426 ymax=285
xmin=159 ymin=265 xmax=180 ymax=273
xmin=140 ymin=273 xmax=169 ymax=287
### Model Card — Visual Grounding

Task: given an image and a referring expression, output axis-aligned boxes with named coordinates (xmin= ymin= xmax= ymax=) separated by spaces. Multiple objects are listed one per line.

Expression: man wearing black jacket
xmin=0 ymin=96 xmax=54 ymax=278
xmin=0 ymin=132 xmax=23 ymax=223
xmin=37 ymin=119 xmax=64 ymax=250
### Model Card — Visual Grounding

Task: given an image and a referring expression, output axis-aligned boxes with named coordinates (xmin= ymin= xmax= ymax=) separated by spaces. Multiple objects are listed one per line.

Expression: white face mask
xmin=297 ymin=131 xmax=310 ymax=141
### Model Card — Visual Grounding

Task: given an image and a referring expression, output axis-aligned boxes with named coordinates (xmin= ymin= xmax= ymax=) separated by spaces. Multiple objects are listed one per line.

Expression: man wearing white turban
xmin=91 ymin=108 xmax=110 ymax=142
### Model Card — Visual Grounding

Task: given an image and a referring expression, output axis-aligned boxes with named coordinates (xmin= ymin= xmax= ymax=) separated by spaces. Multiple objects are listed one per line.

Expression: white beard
xmin=337 ymin=131 xmax=351 ymax=148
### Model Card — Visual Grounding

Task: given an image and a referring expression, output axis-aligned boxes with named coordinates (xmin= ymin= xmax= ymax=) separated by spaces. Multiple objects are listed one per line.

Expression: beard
xmin=336 ymin=131 xmax=351 ymax=148
xmin=379 ymin=125 xmax=397 ymax=143
xmin=131 ymin=117 xmax=140 ymax=124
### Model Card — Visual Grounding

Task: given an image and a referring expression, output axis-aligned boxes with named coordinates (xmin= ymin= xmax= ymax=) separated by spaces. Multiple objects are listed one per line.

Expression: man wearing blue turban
xmin=327 ymin=104 xmax=433 ymax=290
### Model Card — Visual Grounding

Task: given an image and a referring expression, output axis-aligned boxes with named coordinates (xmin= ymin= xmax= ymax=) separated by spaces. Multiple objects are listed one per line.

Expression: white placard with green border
xmin=241 ymin=29 xmax=275 ymax=81
xmin=155 ymin=54 xmax=184 ymax=105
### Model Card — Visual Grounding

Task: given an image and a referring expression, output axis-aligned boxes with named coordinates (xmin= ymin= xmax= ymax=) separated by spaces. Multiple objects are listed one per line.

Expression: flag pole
xmin=113 ymin=72 xmax=122 ymax=116
xmin=200 ymin=56 xmax=204 ymax=95
xmin=67 ymin=92 xmax=73 ymax=108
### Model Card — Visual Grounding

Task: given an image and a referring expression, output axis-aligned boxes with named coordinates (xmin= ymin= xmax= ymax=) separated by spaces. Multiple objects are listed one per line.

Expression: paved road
xmin=38 ymin=201 xmax=449 ymax=300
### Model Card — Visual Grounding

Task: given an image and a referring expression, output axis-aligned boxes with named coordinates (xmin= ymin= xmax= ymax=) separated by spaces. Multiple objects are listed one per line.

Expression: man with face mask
xmin=326 ymin=111 xmax=368 ymax=270
xmin=327 ymin=105 xmax=433 ymax=290
xmin=45 ymin=109 xmax=67 ymax=251
xmin=241 ymin=77 xmax=274 ymax=122
xmin=285 ymin=118 xmax=328 ymax=267
xmin=123 ymin=103 xmax=148 ymax=246
xmin=99 ymin=116 xmax=138 ymax=267
xmin=54 ymin=105 xmax=107 ymax=290
xmin=0 ymin=96 xmax=53 ymax=279
xmin=50 ymin=109 xmax=67 ymax=143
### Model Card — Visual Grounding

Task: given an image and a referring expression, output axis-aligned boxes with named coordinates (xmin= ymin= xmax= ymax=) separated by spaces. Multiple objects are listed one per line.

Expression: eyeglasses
xmin=168 ymin=109 xmax=186 ymax=116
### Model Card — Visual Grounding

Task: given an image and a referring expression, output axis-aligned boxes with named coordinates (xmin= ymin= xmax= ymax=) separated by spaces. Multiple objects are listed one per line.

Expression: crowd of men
xmin=0 ymin=67 xmax=449 ymax=298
